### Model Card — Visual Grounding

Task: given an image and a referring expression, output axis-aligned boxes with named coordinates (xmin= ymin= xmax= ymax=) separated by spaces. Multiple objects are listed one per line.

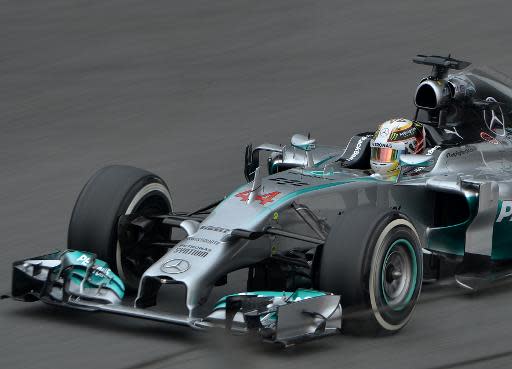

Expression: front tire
xmin=316 ymin=206 xmax=423 ymax=335
xmin=68 ymin=165 xmax=172 ymax=290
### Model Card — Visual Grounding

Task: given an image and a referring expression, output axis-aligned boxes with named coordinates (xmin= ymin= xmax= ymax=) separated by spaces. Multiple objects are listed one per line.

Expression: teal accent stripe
xmin=259 ymin=176 xmax=377 ymax=217
xmin=212 ymin=289 xmax=327 ymax=310
xmin=215 ymin=174 xmax=378 ymax=222
xmin=314 ymin=155 xmax=335 ymax=167
xmin=381 ymin=239 xmax=417 ymax=311
xmin=266 ymin=177 xmax=376 ymax=209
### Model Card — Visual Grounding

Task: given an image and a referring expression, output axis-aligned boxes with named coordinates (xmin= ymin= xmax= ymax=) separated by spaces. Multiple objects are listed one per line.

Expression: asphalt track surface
xmin=3 ymin=1 xmax=512 ymax=368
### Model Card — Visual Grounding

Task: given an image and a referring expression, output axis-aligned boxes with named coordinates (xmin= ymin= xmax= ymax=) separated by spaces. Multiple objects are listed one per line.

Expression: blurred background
xmin=2 ymin=0 xmax=512 ymax=368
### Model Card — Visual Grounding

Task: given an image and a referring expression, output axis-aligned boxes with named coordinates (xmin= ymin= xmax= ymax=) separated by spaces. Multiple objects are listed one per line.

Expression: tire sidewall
xmin=68 ymin=166 xmax=173 ymax=290
xmin=315 ymin=207 xmax=423 ymax=334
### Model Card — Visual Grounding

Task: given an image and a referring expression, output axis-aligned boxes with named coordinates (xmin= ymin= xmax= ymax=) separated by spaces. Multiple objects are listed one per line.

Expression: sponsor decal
xmin=410 ymin=167 xmax=424 ymax=175
xmin=497 ymin=200 xmax=512 ymax=222
xmin=76 ymin=254 xmax=91 ymax=266
xmin=173 ymin=244 xmax=211 ymax=258
xmin=444 ymin=127 xmax=463 ymax=139
xmin=445 ymin=146 xmax=476 ymax=158
xmin=186 ymin=236 xmax=220 ymax=245
xmin=372 ymin=142 xmax=393 ymax=148
xmin=235 ymin=190 xmax=281 ymax=205
xmin=483 ymin=97 xmax=506 ymax=136
xmin=199 ymin=225 xmax=230 ymax=234
xmin=160 ymin=259 xmax=190 ymax=274
xmin=347 ymin=136 xmax=369 ymax=161
xmin=268 ymin=178 xmax=309 ymax=186
xmin=480 ymin=131 xmax=499 ymax=145
xmin=426 ymin=145 xmax=440 ymax=156
xmin=91 ymin=265 xmax=113 ymax=278
xmin=389 ymin=126 xmax=417 ymax=141
xmin=291 ymin=170 xmax=336 ymax=180
xmin=379 ymin=127 xmax=390 ymax=138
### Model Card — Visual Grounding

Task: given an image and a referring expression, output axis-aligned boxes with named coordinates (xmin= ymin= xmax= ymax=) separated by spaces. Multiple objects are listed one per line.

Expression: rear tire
xmin=68 ymin=165 xmax=172 ymax=290
xmin=316 ymin=206 xmax=422 ymax=335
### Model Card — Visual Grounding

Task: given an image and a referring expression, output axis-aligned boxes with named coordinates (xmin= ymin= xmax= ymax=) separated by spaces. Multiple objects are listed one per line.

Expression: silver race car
xmin=12 ymin=55 xmax=512 ymax=345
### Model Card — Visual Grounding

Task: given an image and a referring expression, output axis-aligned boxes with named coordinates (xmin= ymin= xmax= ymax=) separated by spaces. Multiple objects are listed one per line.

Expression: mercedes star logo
xmin=160 ymin=259 xmax=191 ymax=274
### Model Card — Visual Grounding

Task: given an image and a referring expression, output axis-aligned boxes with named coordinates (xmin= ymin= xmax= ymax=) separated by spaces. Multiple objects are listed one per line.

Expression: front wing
xmin=12 ymin=250 xmax=342 ymax=345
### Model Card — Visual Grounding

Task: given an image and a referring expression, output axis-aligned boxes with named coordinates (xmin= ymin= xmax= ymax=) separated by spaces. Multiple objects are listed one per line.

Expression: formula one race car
xmin=12 ymin=55 xmax=512 ymax=344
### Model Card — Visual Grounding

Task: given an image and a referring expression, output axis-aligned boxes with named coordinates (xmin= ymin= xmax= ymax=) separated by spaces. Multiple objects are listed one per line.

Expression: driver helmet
xmin=370 ymin=118 xmax=425 ymax=177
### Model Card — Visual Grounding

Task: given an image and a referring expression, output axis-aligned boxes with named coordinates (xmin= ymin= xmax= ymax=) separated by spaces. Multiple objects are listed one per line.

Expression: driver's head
xmin=370 ymin=118 xmax=425 ymax=177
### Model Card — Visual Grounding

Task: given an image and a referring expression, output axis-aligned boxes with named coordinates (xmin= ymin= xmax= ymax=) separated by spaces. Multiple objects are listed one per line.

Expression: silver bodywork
xmin=137 ymin=136 xmax=512 ymax=319
xmin=138 ymin=64 xmax=512 ymax=318
xmin=11 ymin=60 xmax=512 ymax=343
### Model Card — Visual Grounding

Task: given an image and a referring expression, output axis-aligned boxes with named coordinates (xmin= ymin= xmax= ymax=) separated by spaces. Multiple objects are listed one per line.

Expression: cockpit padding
xmin=339 ymin=132 xmax=373 ymax=169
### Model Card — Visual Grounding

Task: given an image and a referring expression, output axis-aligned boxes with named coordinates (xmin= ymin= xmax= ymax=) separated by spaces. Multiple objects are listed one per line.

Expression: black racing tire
xmin=68 ymin=165 xmax=173 ymax=290
xmin=316 ymin=206 xmax=423 ymax=335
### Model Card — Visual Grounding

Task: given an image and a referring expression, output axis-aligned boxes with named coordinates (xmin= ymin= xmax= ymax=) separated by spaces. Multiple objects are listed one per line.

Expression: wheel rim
xmin=381 ymin=239 xmax=417 ymax=311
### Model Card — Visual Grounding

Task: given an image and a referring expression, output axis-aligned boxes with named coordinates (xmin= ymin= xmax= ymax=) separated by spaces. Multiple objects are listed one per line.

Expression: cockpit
xmin=244 ymin=55 xmax=512 ymax=179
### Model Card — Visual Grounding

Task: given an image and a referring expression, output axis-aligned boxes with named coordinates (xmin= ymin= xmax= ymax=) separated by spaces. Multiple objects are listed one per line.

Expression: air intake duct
xmin=414 ymin=79 xmax=453 ymax=110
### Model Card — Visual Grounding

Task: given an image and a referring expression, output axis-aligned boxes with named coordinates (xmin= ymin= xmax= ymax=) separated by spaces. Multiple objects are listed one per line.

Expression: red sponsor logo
xmin=235 ymin=190 xmax=281 ymax=205
xmin=480 ymin=131 xmax=499 ymax=145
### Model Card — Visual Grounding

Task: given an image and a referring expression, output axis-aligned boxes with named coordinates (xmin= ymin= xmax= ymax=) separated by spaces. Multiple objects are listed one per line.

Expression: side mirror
xmin=291 ymin=134 xmax=316 ymax=151
xmin=397 ymin=154 xmax=435 ymax=181
xmin=399 ymin=154 xmax=434 ymax=167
